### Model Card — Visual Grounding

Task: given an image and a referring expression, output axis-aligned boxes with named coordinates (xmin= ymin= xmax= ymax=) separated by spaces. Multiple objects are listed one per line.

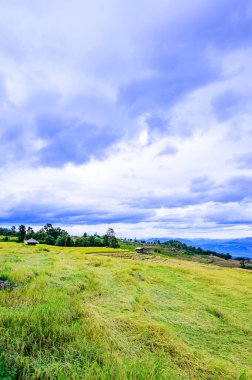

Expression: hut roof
xmin=25 ymin=238 xmax=39 ymax=244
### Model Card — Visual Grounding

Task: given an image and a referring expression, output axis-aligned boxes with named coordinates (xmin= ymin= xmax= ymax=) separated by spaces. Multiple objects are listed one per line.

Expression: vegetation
xmin=0 ymin=242 xmax=251 ymax=379
xmin=2 ymin=226 xmax=251 ymax=271
xmin=160 ymin=240 xmax=232 ymax=260
xmin=0 ymin=225 xmax=119 ymax=248
xmin=120 ymin=239 xmax=233 ymax=260
xmin=0 ymin=225 xmax=238 ymax=260
xmin=234 ymin=257 xmax=252 ymax=270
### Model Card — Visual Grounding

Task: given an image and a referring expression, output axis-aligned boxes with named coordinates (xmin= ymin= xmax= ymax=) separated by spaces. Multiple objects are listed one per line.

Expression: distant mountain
xmin=146 ymin=237 xmax=252 ymax=259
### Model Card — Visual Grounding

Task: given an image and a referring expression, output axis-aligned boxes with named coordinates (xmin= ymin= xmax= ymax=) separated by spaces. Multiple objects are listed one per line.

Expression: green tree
xmin=55 ymin=233 xmax=73 ymax=247
xmin=105 ymin=228 xmax=119 ymax=248
xmin=44 ymin=235 xmax=56 ymax=245
xmin=26 ymin=226 xmax=35 ymax=239
xmin=88 ymin=235 xmax=95 ymax=246
xmin=103 ymin=234 xmax=109 ymax=246
xmin=18 ymin=225 xmax=26 ymax=242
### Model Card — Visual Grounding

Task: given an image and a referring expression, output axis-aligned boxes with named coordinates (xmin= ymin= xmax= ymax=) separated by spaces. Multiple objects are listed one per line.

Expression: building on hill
xmin=136 ymin=247 xmax=144 ymax=253
xmin=25 ymin=238 xmax=39 ymax=245
xmin=135 ymin=246 xmax=151 ymax=254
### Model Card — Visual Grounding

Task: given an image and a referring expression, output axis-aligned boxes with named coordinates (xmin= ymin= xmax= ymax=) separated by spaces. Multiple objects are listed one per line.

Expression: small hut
xmin=136 ymin=247 xmax=144 ymax=253
xmin=25 ymin=238 xmax=39 ymax=245
xmin=136 ymin=246 xmax=152 ymax=254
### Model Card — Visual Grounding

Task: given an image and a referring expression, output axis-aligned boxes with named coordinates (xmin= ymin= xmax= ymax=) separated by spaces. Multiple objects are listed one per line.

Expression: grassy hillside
xmin=0 ymin=243 xmax=251 ymax=379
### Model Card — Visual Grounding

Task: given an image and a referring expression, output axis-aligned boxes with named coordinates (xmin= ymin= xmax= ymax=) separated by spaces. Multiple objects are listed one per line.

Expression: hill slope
xmin=147 ymin=237 xmax=252 ymax=259
xmin=0 ymin=243 xmax=251 ymax=379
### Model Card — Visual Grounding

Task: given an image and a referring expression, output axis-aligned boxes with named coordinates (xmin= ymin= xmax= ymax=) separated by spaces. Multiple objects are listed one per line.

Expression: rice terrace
xmin=0 ymin=240 xmax=251 ymax=379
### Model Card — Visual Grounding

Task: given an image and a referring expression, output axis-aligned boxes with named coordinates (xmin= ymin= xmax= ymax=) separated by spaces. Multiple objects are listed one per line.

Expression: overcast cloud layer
xmin=1 ymin=0 xmax=252 ymax=238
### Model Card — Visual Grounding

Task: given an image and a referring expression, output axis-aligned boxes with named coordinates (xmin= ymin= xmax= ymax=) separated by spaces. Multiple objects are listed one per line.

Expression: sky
xmin=1 ymin=0 xmax=252 ymax=238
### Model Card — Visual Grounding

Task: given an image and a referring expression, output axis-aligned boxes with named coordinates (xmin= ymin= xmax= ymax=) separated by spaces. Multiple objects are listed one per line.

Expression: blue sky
xmin=1 ymin=0 xmax=252 ymax=238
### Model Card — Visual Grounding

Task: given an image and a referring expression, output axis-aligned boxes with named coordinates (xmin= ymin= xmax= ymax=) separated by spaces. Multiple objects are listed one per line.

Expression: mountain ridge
xmin=146 ymin=237 xmax=252 ymax=259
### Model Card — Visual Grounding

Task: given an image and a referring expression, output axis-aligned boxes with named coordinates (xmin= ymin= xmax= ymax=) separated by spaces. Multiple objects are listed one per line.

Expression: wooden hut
xmin=135 ymin=247 xmax=144 ymax=253
xmin=25 ymin=238 xmax=39 ymax=245
xmin=135 ymin=246 xmax=151 ymax=254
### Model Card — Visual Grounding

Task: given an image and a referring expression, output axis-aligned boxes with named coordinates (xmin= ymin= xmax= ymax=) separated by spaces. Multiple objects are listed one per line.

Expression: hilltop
xmin=146 ymin=237 xmax=252 ymax=259
xmin=119 ymin=239 xmax=252 ymax=270
xmin=0 ymin=242 xmax=251 ymax=379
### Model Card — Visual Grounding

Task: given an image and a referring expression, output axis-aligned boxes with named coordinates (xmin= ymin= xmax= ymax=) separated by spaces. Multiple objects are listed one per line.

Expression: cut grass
xmin=0 ymin=243 xmax=251 ymax=379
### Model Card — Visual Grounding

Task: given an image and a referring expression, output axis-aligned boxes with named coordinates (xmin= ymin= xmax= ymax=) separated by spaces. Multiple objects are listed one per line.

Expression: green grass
xmin=0 ymin=236 xmax=18 ymax=243
xmin=0 ymin=243 xmax=251 ymax=379
xmin=118 ymin=241 xmax=140 ymax=251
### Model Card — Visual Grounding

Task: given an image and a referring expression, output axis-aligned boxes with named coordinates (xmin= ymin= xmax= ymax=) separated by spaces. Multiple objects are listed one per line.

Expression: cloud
xmin=0 ymin=0 xmax=250 ymax=167
xmin=0 ymin=1 xmax=252 ymax=237
xmin=157 ymin=145 xmax=178 ymax=156
xmin=204 ymin=201 xmax=252 ymax=226
xmin=145 ymin=114 xmax=169 ymax=135
xmin=211 ymin=90 xmax=248 ymax=121
xmin=190 ymin=175 xmax=252 ymax=204
xmin=236 ymin=152 xmax=252 ymax=169
xmin=118 ymin=0 xmax=252 ymax=117
xmin=0 ymin=202 xmax=154 ymax=226
xmin=35 ymin=114 xmax=122 ymax=166
xmin=190 ymin=176 xmax=215 ymax=193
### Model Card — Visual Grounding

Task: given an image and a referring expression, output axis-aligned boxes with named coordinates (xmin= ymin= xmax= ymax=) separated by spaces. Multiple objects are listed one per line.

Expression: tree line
xmin=0 ymin=225 xmax=119 ymax=248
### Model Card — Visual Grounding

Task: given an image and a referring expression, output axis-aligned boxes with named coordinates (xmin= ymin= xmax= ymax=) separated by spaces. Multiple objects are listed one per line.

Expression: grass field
xmin=0 ymin=243 xmax=251 ymax=379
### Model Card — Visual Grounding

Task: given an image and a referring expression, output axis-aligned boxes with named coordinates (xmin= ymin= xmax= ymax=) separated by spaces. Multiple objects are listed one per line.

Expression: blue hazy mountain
xmin=146 ymin=237 xmax=252 ymax=259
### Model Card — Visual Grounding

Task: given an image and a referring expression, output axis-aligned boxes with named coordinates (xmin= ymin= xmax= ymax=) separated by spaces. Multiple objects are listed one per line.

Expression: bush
xmin=0 ymin=357 xmax=17 ymax=380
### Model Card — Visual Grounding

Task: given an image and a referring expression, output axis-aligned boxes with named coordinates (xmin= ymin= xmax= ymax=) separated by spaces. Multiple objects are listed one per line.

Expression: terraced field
xmin=0 ymin=243 xmax=251 ymax=379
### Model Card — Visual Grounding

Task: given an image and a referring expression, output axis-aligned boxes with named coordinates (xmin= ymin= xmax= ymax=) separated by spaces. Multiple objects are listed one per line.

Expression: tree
xmin=26 ymin=227 xmax=35 ymax=239
xmin=94 ymin=236 xmax=103 ymax=246
xmin=55 ymin=233 xmax=73 ymax=247
xmin=11 ymin=226 xmax=16 ymax=236
xmin=44 ymin=224 xmax=56 ymax=238
xmin=88 ymin=235 xmax=95 ymax=247
xmin=105 ymin=228 xmax=119 ymax=248
xmin=74 ymin=237 xmax=82 ymax=247
xmin=44 ymin=235 xmax=55 ymax=245
xmin=107 ymin=228 xmax=115 ymax=238
xmin=239 ymin=258 xmax=246 ymax=269
xmin=18 ymin=225 xmax=26 ymax=242
xmin=103 ymin=234 xmax=109 ymax=246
